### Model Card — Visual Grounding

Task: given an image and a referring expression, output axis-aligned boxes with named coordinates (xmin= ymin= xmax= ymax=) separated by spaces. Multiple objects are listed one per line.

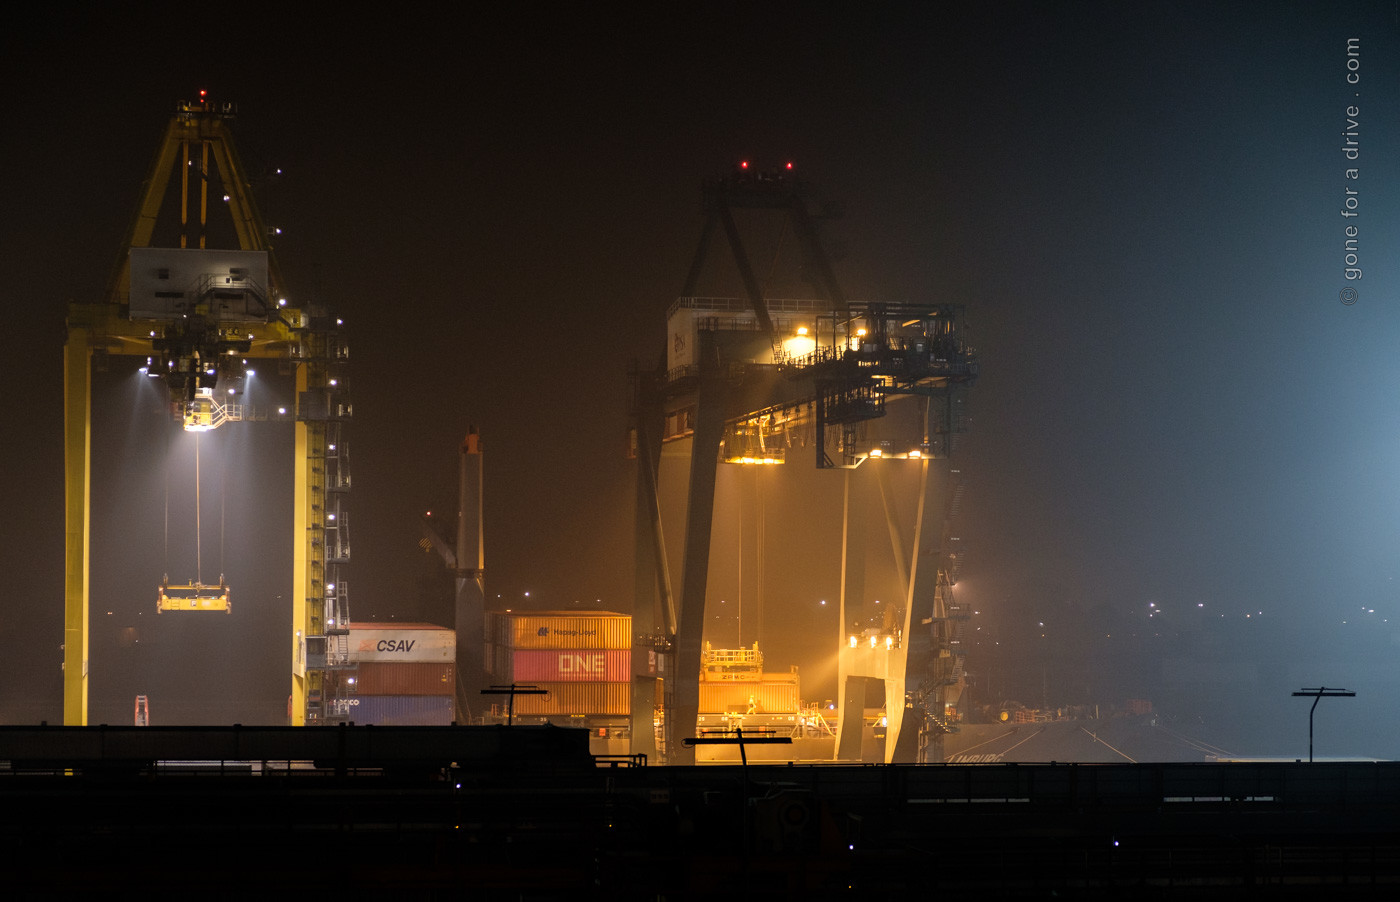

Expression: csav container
xmin=347 ymin=623 xmax=455 ymax=663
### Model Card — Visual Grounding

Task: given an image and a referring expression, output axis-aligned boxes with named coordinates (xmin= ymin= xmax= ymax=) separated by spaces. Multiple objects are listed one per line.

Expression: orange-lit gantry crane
xmin=63 ymin=94 xmax=350 ymax=725
xmin=630 ymin=163 xmax=977 ymax=764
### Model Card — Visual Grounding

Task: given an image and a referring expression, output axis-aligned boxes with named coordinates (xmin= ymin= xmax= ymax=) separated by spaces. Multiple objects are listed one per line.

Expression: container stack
xmin=485 ymin=611 xmax=631 ymax=717
xmin=697 ymin=643 xmax=800 ymax=714
xmin=329 ymin=623 xmax=457 ymax=725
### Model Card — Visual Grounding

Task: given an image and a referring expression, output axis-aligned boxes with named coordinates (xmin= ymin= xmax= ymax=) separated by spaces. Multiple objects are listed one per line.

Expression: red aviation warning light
xmin=786 ymin=161 xmax=794 ymax=170
xmin=740 ymin=160 xmax=750 ymax=169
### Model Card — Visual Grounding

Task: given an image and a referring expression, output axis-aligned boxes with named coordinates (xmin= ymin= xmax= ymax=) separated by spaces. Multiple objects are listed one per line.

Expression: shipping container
xmin=498 ymin=681 xmax=630 ymax=716
xmin=488 ymin=612 xmax=630 ymax=651
xmin=327 ymin=662 xmax=455 ymax=696
xmin=347 ymin=623 xmax=455 ymax=663
xmin=331 ymin=694 xmax=454 ymax=725
xmin=698 ymin=682 xmax=800 ymax=714
xmin=498 ymin=649 xmax=630 ymax=683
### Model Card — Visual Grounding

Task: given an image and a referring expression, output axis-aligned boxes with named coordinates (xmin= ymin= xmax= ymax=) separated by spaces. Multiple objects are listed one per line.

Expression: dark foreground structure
xmin=2 ymin=725 xmax=1398 ymax=899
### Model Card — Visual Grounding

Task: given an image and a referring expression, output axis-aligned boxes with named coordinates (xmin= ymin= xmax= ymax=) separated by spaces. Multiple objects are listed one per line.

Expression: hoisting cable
xmin=195 ymin=432 xmax=202 ymax=585
xmin=163 ymin=427 xmax=170 ymax=584
xmin=220 ymin=434 xmax=227 ymax=585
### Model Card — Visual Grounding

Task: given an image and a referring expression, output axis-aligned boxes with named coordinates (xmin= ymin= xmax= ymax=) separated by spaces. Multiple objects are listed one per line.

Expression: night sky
xmin=2 ymin=4 xmax=1398 ymax=756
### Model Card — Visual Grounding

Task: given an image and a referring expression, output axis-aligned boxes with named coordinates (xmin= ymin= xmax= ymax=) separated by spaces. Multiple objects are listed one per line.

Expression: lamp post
xmin=1291 ymin=687 xmax=1355 ymax=762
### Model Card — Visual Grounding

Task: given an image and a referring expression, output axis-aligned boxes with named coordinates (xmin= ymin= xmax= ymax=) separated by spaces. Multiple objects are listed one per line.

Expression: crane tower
xmin=63 ymin=94 xmax=350 ymax=725
xmin=630 ymin=163 xmax=976 ymax=763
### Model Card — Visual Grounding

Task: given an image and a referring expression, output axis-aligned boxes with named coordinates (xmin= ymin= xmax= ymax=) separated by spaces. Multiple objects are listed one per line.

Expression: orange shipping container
xmin=491 ymin=612 xmax=630 ymax=651
xmin=502 ymin=681 xmax=631 ymax=716
xmin=698 ymin=682 xmax=799 ymax=714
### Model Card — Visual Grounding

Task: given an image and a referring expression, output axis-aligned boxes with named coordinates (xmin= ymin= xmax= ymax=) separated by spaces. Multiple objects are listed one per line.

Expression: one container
xmin=500 ymin=649 xmax=630 ymax=683
xmin=498 ymin=682 xmax=630 ymax=717
xmin=332 ymin=694 xmax=454 ymax=725
xmin=489 ymin=612 xmax=630 ymax=651
xmin=347 ymin=623 xmax=455 ymax=663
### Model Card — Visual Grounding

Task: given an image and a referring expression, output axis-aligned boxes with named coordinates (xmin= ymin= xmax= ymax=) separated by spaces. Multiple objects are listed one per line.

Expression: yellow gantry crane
xmin=63 ymin=94 xmax=348 ymax=725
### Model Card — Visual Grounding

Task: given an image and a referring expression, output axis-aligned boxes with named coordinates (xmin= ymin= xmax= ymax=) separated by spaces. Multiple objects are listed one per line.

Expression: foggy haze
xmin=1 ymin=4 xmax=1398 ymax=758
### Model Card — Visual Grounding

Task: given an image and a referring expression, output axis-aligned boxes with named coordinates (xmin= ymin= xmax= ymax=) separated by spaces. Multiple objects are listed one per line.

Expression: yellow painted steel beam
xmin=62 ymin=324 xmax=91 ymax=725
xmin=291 ymin=334 xmax=330 ymax=724
xmin=207 ymin=125 xmax=277 ymax=274
xmin=108 ymin=107 xmax=281 ymax=305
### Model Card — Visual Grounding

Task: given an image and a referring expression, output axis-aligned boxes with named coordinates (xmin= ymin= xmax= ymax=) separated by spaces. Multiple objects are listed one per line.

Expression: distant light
xmin=328 ymin=443 xmax=336 ymax=451
xmin=327 ymin=513 xmax=336 ymax=521
xmin=849 ymin=635 xmax=857 ymax=648
xmin=327 ymin=583 xmax=335 ymax=591
xmin=278 ymin=298 xmax=287 ymax=307
xmin=797 ymin=326 xmax=808 ymax=336
xmin=740 ymin=160 xmax=749 ymax=169
xmin=329 ymin=379 xmax=338 ymax=386
xmin=246 ymin=369 xmax=255 ymax=377
xmin=278 ymin=406 xmax=287 ymax=415
xmin=908 ymin=449 xmax=922 ymax=459
xmin=222 ymin=194 xmax=230 ymax=202
xmin=227 ymin=388 xmax=235 ymax=395
xmin=869 ymin=448 xmax=883 ymax=458
xmin=869 ymin=636 xmax=877 ymax=648
xmin=785 ymin=161 xmax=794 ymax=170
xmin=336 ymin=318 xmax=343 ymax=326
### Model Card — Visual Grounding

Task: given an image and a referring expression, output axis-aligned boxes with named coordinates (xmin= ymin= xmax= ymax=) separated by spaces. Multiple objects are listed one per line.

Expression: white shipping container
xmin=347 ymin=623 xmax=455 ymax=663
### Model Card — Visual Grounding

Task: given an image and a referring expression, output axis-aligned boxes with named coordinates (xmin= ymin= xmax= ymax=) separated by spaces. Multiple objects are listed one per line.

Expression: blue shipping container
xmin=335 ymin=695 xmax=454 ymax=725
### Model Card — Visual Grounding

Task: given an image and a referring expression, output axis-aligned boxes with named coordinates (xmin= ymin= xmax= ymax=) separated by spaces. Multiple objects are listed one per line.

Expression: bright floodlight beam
xmin=1291 ymin=686 xmax=1356 ymax=762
